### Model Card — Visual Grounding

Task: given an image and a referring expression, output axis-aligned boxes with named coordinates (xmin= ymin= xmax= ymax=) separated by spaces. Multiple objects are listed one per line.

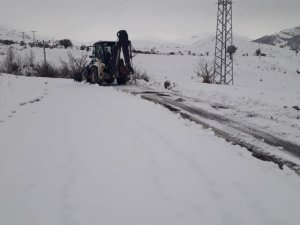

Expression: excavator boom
xmin=111 ymin=30 xmax=134 ymax=75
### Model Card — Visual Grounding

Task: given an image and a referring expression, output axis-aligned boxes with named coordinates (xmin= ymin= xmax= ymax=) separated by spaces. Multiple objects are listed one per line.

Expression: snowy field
xmin=0 ymin=44 xmax=87 ymax=66
xmin=133 ymin=38 xmax=300 ymax=147
xmin=1 ymin=74 xmax=300 ymax=225
xmin=1 ymin=28 xmax=300 ymax=224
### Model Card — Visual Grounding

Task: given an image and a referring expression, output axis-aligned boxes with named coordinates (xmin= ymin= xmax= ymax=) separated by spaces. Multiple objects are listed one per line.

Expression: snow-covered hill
xmin=132 ymin=39 xmax=185 ymax=54
xmin=253 ymin=25 xmax=300 ymax=49
xmin=0 ymin=24 xmax=53 ymax=43
xmin=0 ymin=24 xmax=87 ymax=69
xmin=0 ymin=24 xmax=30 ymax=42
xmin=133 ymin=34 xmax=254 ymax=56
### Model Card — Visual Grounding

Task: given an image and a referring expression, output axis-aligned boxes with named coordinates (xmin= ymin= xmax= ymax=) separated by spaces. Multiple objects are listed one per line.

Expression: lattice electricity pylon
xmin=213 ymin=0 xmax=234 ymax=85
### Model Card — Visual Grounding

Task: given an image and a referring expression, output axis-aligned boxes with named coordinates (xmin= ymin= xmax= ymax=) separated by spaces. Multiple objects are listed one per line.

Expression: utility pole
xmin=213 ymin=0 xmax=234 ymax=85
xmin=21 ymin=32 xmax=26 ymax=43
xmin=31 ymin=30 xmax=37 ymax=45
xmin=43 ymin=40 xmax=47 ymax=64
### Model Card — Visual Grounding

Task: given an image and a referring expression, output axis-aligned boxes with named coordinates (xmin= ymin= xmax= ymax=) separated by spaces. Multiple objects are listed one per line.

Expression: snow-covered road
xmin=1 ymin=74 xmax=300 ymax=225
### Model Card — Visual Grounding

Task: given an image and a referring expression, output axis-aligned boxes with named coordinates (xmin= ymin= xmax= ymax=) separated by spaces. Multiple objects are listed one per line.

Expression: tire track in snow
xmin=118 ymin=86 xmax=300 ymax=175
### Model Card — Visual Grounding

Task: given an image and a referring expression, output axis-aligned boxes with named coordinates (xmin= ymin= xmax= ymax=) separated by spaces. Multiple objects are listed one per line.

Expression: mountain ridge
xmin=253 ymin=26 xmax=300 ymax=50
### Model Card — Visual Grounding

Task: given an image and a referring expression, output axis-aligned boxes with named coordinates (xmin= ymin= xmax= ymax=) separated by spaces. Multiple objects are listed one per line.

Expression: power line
xmin=73 ymin=0 xmax=140 ymax=35
xmin=68 ymin=0 xmax=123 ymax=32
xmin=21 ymin=32 xmax=26 ymax=43
xmin=70 ymin=0 xmax=129 ymax=34
xmin=43 ymin=40 xmax=47 ymax=64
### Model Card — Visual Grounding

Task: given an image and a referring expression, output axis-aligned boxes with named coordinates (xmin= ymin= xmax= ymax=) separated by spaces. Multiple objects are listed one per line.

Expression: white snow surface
xmin=0 ymin=44 xmax=87 ymax=67
xmin=1 ymin=74 xmax=300 ymax=225
xmin=134 ymin=38 xmax=300 ymax=147
xmin=1 ymin=25 xmax=300 ymax=224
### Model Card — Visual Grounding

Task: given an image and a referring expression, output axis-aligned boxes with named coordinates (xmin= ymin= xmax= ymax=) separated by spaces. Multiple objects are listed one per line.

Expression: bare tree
xmin=194 ymin=58 xmax=214 ymax=83
xmin=59 ymin=51 xmax=87 ymax=78
xmin=2 ymin=47 xmax=23 ymax=74
xmin=24 ymin=50 xmax=36 ymax=76
xmin=3 ymin=47 xmax=15 ymax=73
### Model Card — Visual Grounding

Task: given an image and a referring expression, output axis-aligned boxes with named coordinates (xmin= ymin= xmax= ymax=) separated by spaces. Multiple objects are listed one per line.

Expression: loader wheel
xmin=90 ymin=68 xmax=98 ymax=84
xmin=116 ymin=77 xmax=127 ymax=85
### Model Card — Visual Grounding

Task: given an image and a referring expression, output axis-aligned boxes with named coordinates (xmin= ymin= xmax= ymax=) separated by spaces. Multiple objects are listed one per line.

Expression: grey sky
xmin=1 ymin=0 xmax=300 ymax=42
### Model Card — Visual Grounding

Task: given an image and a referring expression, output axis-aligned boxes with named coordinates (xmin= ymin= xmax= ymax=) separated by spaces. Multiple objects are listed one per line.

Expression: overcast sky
xmin=1 ymin=0 xmax=300 ymax=42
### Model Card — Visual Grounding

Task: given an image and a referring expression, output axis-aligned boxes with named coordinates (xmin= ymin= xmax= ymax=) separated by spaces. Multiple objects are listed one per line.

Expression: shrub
xmin=35 ymin=41 xmax=49 ymax=48
xmin=0 ymin=39 xmax=16 ymax=45
xmin=23 ymin=50 xmax=35 ymax=76
xmin=227 ymin=45 xmax=238 ymax=60
xmin=2 ymin=47 xmax=15 ymax=73
xmin=25 ymin=49 xmax=35 ymax=67
xmin=59 ymin=39 xmax=73 ymax=49
xmin=2 ymin=47 xmax=21 ymax=74
xmin=194 ymin=58 xmax=214 ymax=83
xmin=58 ymin=52 xmax=87 ymax=78
xmin=33 ymin=62 xmax=57 ymax=78
xmin=255 ymin=48 xmax=261 ymax=56
xmin=80 ymin=45 xmax=87 ymax=50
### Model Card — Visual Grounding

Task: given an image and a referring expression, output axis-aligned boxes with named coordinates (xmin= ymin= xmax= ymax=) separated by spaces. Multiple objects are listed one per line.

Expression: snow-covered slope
xmin=0 ymin=24 xmax=30 ymax=42
xmin=0 ymin=24 xmax=53 ymax=43
xmin=0 ymin=24 xmax=87 ymax=67
xmin=253 ymin=26 xmax=300 ymax=49
xmin=132 ymin=34 xmax=254 ymax=56
xmin=132 ymin=39 xmax=185 ymax=54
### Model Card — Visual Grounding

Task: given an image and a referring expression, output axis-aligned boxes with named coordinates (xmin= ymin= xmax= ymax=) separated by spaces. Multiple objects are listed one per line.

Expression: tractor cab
xmin=92 ymin=41 xmax=116 ymax=74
